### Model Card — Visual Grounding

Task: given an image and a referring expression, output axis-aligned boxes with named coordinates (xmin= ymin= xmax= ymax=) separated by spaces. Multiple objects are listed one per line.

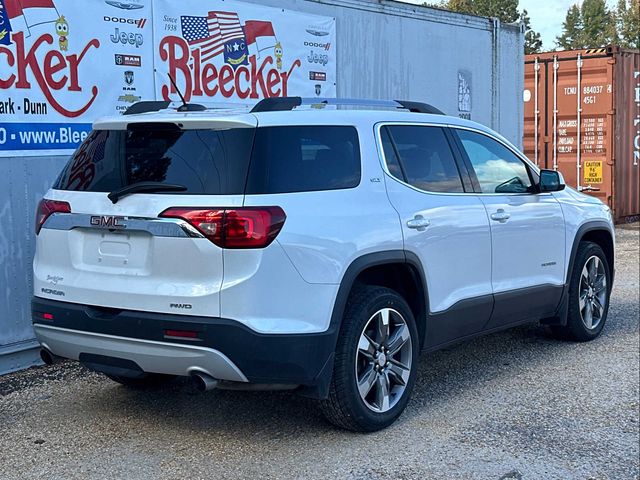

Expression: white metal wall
xmin=0 ymin=0 xmax=524 ymax=374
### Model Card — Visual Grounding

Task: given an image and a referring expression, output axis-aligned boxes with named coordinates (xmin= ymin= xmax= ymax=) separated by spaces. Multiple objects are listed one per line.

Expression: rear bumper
xmin=34 ymin=324 xmax=248 ymax=382
xmin=32 ymin=297 xmax=337 ymax=392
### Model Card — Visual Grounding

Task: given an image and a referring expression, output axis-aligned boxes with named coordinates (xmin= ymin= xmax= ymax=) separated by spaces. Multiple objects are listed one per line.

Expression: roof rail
xmin=250 ymin=97 xmax=444 ymax=114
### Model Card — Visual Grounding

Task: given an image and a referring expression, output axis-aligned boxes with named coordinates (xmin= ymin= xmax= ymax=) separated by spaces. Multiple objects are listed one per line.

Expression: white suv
xmin=32 ymin=98 xmax=615 ymax=431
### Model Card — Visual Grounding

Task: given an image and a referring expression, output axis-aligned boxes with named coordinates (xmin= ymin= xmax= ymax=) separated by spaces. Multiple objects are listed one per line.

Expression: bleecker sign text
xmin=159 ymin=36 xmax=301 ymax=101
xmin=0 ymin=32 xmax=100 ymax=117
xmin=584 ymin=160 xmax=603 ymax=184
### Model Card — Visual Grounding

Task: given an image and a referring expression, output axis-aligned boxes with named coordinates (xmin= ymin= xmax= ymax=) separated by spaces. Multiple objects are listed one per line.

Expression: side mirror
xmin=539 ymin=169 xmax=565 ymax=192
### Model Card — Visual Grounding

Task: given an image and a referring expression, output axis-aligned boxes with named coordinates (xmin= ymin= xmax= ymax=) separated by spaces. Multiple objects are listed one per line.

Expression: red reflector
xmin=43 ymin=313 xmax=54 ymax=320
xmin=164 ymin=329 xmax=199 ymax=339
xmin=36 ymin=199 xmax=71 ymax=235
xmin=160 ymin=206 xmax=286 ymax=249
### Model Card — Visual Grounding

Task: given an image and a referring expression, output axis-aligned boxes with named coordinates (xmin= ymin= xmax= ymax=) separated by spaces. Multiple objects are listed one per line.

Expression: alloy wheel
xmin=355 ymin=308 xmax=413 ymax=413
xmin=579 ymin=255 xmax=608 ymax=330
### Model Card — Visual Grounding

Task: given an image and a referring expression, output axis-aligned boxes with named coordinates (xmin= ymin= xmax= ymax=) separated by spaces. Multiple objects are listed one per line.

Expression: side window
xmin=246 ymin=126 xmax=361 ymax=194
xmin=455 ymin=129 xmax=533 ymax=194
xmin=380 ymin=125 xmax=464 ymax=193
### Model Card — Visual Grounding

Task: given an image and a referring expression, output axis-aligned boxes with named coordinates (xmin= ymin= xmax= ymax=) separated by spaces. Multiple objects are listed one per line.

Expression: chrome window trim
xmin=42 ymin=213 xmax=205 ymax=238
xmin=373 ymin=121 xmax=547 ymax=197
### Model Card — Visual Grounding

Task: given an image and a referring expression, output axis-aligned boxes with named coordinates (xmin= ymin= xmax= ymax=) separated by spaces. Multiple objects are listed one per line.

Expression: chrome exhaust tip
xmin=40 ymin=348 xmax=57 ymax=365
xmin=191 ymin=372 xmax=218 ymax=392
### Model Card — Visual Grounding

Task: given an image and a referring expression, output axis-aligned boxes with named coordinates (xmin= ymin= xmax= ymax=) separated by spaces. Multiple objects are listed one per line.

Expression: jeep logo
xmin=170 ymin=303 xmax=193 ymax=309
xmin=90 ymin=215 xmax=126 ymax=228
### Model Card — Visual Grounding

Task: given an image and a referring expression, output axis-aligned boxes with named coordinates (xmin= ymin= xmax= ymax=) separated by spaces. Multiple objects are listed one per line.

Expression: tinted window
xmin=55 ymin=124 xmax=254 ymax=194
xmin=246 ymin=126 xmax=360 ymax=194
xmin=456 ymin=129 xmax=532 ymax=194
xmin=381 ymin=126 xmax=464 ymax=193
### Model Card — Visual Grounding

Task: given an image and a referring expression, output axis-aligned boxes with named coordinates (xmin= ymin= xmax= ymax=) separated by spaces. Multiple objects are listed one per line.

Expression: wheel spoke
xmin=594 ymin=275 xmax=607 ymax=294
xmin=387 ymin=360 xmax=410 ymax=386
xmin=358 ymin=334 xmax=377 ymax=360
xmin=581 ymin=266 xmax=590 ymax=286
xmin=357 ymin=365 xmax=378 ymax=398
xmin=592 ymin=296 xmax=604 ymax=318
xmin=376 ymin=309 xmax=390 ymax=344
xmin=387 ymin=324 xmax=410 ymax=356
xmin=588 ymin=258 xmax=598 ymax=282
xmin=375 ymin=372 xmax=390 ymax=411
xmin=583 ymin=301 xmax=593 ymax=329
xmin=579 ymin=290 xmax=588 ymax=311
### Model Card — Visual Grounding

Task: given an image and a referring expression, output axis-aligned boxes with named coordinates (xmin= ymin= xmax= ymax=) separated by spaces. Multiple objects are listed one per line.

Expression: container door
xmin=379 ymin=124 xmax=493 ymax=348
xmin=523 ymin=57 xmax=546 ymax=169
xmin=452 ymin=128 xmax=566 ymax=330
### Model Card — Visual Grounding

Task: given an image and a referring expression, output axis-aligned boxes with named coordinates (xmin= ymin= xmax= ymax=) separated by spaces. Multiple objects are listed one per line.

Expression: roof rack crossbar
xmin=250 ymin=97 xmax=444 ymax=114
xmin=123 ymin=101 xmax=171 ymax=116
xmin=124 ymin=101 xmax=210 ymax=115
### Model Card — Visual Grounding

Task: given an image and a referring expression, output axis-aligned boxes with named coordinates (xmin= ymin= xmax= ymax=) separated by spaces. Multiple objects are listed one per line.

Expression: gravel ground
xmin=1 ymin=225 xmax=638 ymax=480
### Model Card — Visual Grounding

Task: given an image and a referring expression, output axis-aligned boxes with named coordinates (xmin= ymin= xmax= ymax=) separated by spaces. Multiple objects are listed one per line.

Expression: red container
xmin=524 ymin=46 xmax=639 ymax=223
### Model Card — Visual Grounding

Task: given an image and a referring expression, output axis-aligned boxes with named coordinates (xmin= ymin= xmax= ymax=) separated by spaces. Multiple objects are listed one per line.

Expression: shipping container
xmin=0 ymin=0 xmax=524 ymax=374
xmin=524 ymin=46 xmax=640 ymax=222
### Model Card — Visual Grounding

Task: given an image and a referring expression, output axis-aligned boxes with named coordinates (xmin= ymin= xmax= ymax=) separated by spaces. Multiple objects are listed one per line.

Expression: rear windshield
xmin=55 ymin=124 xmax=361 ymax=195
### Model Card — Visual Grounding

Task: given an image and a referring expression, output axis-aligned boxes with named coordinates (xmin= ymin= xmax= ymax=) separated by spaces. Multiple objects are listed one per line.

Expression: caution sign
xmin=584 ymin=160 xmax=603 ymax=184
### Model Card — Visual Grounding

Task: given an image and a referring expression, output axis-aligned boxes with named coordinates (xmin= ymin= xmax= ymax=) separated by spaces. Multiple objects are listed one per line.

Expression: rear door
xmin=378 ymin=123 xmax=494 ymax=349
xmin=34 ymin=117 xmax=256 ymax=317
xmin=451 ymin=127 xmax=566 ymax=329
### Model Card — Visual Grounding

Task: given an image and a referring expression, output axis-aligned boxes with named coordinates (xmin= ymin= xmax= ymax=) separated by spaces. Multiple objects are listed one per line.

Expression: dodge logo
xmin=90 ymin=215 xmax=126 ymax=228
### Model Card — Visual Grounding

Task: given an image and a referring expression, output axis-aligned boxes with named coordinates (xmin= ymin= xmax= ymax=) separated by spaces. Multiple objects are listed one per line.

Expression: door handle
xmin=406 ymin=216 xmax=430 ymax=231
xmin=490 ymin=209 xmax=511 ymax=223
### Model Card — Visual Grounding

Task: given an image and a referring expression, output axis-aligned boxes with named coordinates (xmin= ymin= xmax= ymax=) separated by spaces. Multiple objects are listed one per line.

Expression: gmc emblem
xmin=90 ymin=215 xmax=126 ymax=228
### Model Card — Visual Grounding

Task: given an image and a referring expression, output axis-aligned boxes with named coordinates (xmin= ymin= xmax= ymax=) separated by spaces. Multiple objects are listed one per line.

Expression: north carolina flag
xmin=243 ymin=20 xmax=276 ymax=57
xmin=3 ymin=0 xmax=59 ymax=37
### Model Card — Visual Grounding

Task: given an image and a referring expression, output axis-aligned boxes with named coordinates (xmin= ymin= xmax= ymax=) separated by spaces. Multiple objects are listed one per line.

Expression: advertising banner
xmin=0 ymin=0 xmax=337 ymax=157
xmin=0 ymin=0 xmax=155 ymax=156
xmin=153 ymin=0 xmax=336 ymax=105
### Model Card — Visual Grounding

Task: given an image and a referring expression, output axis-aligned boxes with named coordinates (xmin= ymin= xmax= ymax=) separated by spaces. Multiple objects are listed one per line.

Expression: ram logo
xmin=170 ymin=303 xmax=192 ymax=310
xmin=90 ymin=215 xmax=126 ymax=228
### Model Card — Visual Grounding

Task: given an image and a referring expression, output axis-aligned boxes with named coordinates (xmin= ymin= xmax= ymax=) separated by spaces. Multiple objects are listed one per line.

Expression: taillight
xmin=160 ymin=207 xmax=286 ymax=249
xmin=35 ymin=199 xmax=71 ymax=235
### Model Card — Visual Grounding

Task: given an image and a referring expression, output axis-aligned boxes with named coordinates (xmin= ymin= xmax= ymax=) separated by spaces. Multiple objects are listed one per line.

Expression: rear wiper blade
xmin=108 ymin=182 xmax=187 ymax=204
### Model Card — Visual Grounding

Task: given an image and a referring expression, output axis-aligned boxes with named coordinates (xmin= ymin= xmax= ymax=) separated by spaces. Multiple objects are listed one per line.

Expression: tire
xmin=320 ymin=285 xmax=419 ymax=432
xmin=105 ymin=373 xmax=175 ymax=389
xmin=551 ymin=241 xmax=611 ymax=342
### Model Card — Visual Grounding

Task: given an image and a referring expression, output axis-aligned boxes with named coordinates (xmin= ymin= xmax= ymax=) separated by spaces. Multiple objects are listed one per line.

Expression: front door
xmin=452 ymin=128 xmax=566 ymax=329
xmin=378 ymin=124 xmax=494 ymax=348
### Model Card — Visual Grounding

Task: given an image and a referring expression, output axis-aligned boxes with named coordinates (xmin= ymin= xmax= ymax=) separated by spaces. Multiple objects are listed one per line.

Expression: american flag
xmin=181 ymin=11 xmax=245 ymax=63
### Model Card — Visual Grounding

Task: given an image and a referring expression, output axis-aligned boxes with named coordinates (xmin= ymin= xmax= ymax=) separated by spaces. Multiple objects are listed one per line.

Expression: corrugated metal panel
xmin=614 ymin=49 xmax=640 ymax=221
xmin=266 ymin=0 xmax=524 ymax=146
xmin=0 ymin=0 xmax=524 ymax=374
xmin=0 ymin=155 xmax=68 ymax=374
xmin=524 ymin=47 xmax=640 ymax=222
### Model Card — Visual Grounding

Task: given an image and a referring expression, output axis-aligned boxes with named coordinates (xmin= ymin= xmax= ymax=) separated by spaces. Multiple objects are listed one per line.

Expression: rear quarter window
xmin=246 ymin=126 xmax=361 ymax=194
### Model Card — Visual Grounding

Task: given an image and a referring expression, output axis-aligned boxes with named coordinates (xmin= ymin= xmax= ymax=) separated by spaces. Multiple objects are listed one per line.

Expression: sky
xmin=398 ymin=0 xmax=618 ymax=51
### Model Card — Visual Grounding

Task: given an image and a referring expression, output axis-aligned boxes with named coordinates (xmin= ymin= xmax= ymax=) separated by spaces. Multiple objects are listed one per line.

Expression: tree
xmin=442 ymin=0 xmax=542 ymax=53
xmin=556 ymin=0 xmax=618 ymax=49
xmin=556 ymin=5 xmax=584 ymax=49
xmin=521 ymin=9 xmax=542 ymax=54
xmin=444 ymin=0 xmax=519 ymax=22
xmin=581 ymin=0 xmax=615 ymax=47
xmin=616 ymin=0 xmax=640 ymax=49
